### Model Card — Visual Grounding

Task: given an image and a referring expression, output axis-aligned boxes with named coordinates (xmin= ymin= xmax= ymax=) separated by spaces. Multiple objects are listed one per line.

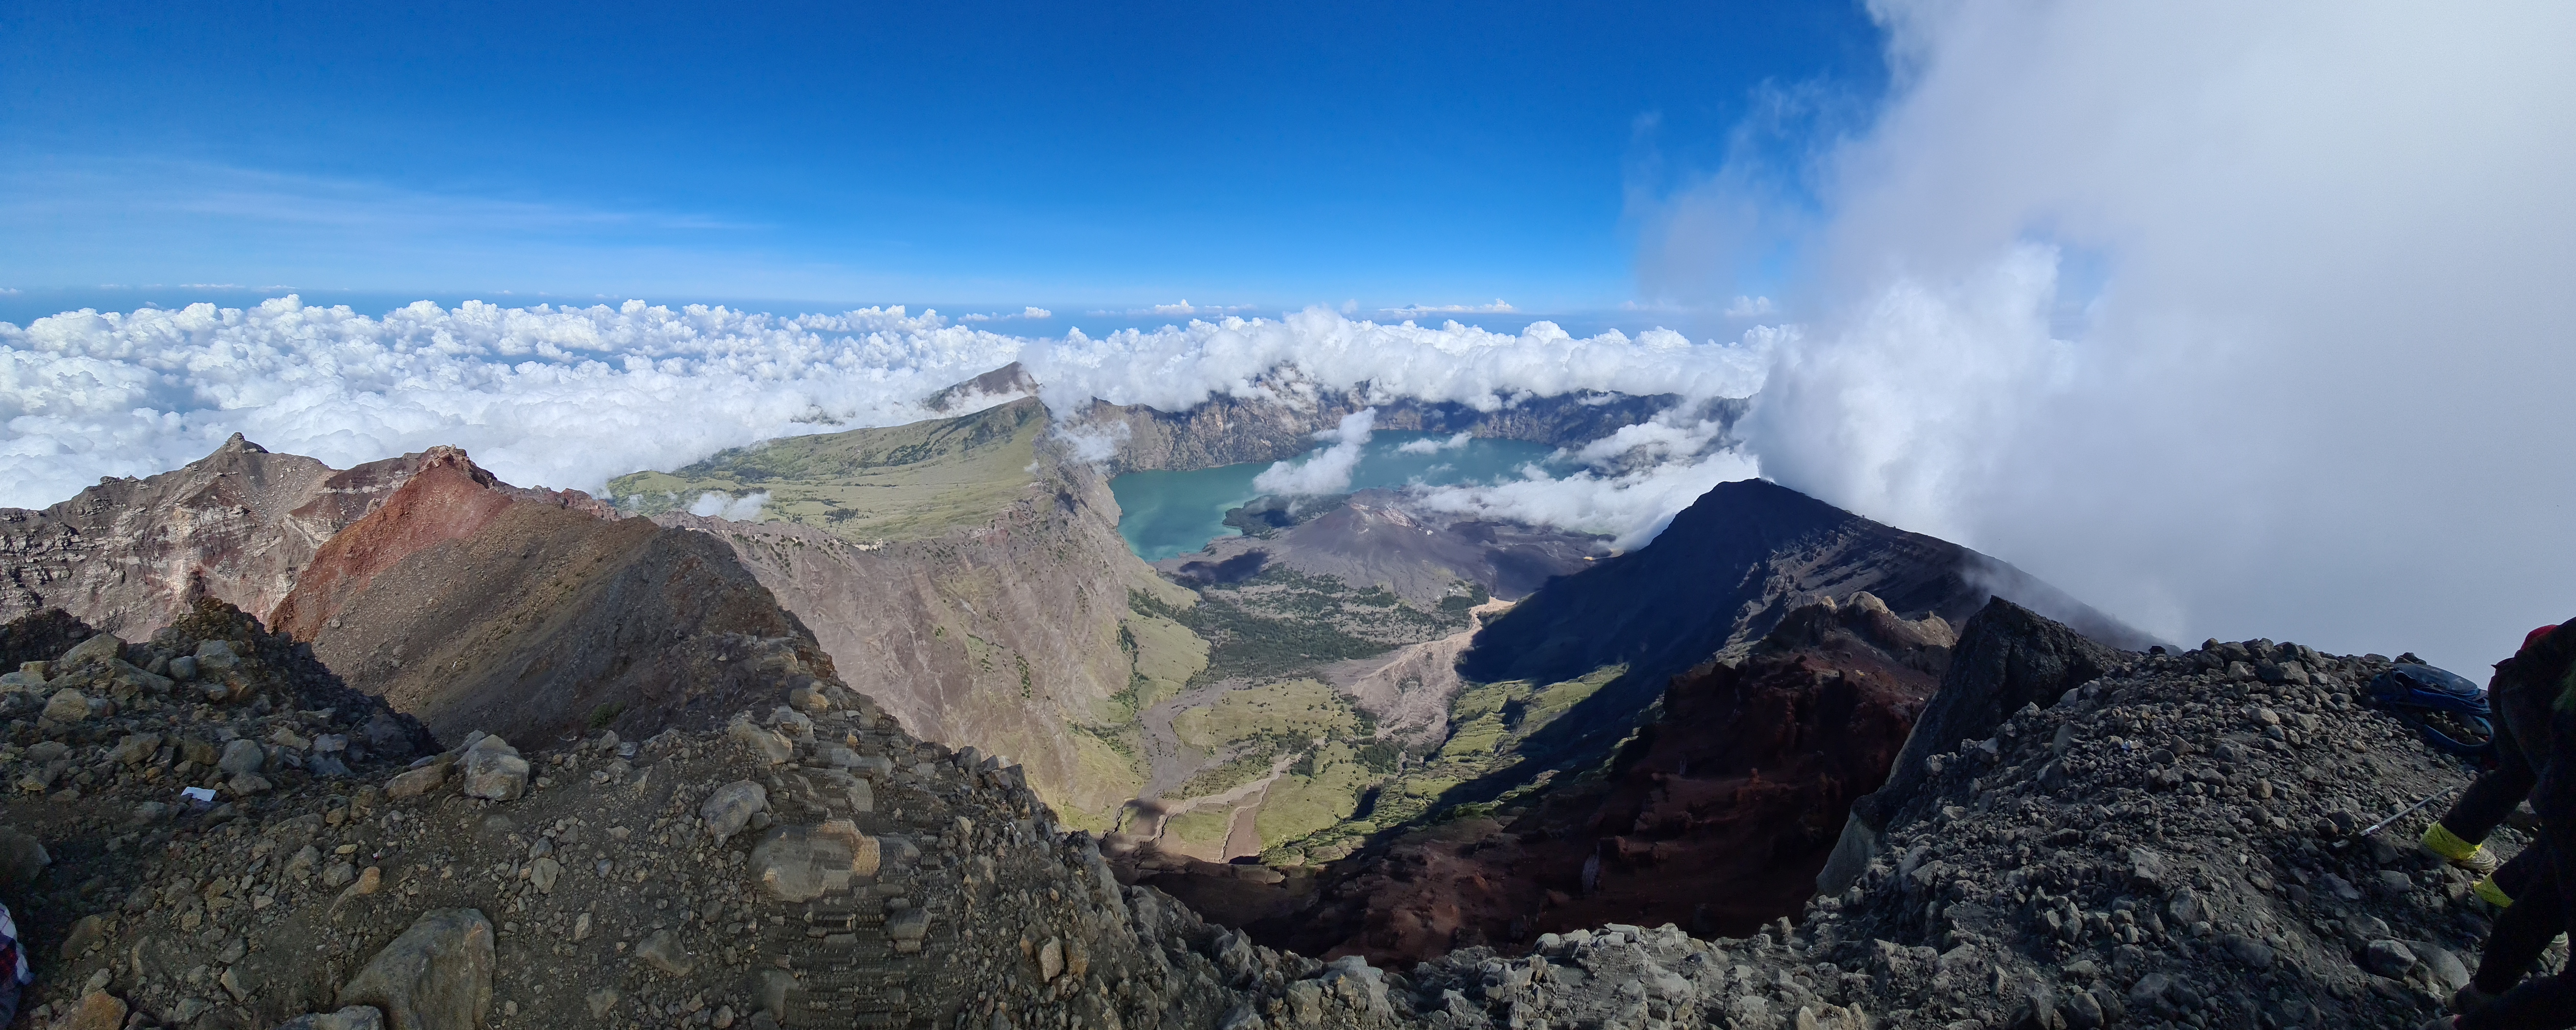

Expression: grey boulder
xmin=275 ymin=1007 xmax=386 ymax=1030
xmin=219 ymin=738 xmax=268 ymax=775
xmin=458 ymin=736 xmax=529 ymax=802
xmin=338 ymin=908 xmax=495 ymax=1030
xmin=700 ymin=780 xmax=767 ymax=841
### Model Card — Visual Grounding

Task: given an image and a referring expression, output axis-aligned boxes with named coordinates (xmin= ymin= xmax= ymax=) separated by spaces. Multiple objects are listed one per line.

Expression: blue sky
xmin=0 ymin=0 xmax=1883 ymax=320
xmin=5 ymin=2 xmax=2571 ymax=678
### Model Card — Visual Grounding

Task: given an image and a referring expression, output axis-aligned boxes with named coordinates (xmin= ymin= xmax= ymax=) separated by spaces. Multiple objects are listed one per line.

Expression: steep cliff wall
xmin=0 ymin=434 xmax=429 ymax=634
xmin=618 ymin=401 xmax=1200 ymax=830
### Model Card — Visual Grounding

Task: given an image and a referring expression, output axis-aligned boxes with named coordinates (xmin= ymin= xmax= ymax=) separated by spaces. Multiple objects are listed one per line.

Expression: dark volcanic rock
xmin=1462 ymin=479 xmax=2150 ymax=693
xmin=1423 ymin=480 xmax=2152 ymax=821
xmin=0 ymin=608 xmax=96 ymax=670
xmin=1825 ymin=597 xmax=2123 ymax=892
xmin=1384 ymin=609 xmax=2495 ymax=1030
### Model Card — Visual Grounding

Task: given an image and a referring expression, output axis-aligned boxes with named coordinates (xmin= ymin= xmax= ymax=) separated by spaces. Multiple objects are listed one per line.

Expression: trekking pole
xmin=2359 ymin=783 xmax=2465 ymax=839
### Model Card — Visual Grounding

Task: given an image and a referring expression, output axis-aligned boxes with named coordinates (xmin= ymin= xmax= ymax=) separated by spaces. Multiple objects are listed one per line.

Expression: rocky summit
xmin=0 ymin=588 xmax=2517 ymax=1030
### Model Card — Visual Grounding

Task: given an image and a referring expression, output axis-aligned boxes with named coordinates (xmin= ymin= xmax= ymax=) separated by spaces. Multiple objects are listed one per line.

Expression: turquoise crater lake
xmin=1108 ymin=432 xmax=1559 ymax=561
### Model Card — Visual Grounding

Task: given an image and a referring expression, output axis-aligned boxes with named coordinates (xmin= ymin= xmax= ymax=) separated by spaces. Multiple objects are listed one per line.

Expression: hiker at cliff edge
xmin=2419 ymin=625 xmax=2568 ymax=877
xmin=2425 ymin=618 xmax=2576 ymax=1030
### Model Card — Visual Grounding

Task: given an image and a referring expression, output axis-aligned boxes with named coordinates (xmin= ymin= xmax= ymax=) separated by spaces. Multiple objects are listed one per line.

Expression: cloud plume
xmin=1664 ymin=0 xmax=2576 ymax=672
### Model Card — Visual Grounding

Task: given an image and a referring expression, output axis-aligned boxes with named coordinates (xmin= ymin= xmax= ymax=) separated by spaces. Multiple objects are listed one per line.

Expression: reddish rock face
xmin=268 ymin=448 xmax=521 ymax=640
xmin=1213 ymin=594 xmax=1952 ymax=966
xmin=271 ymin=447 xmax=827 ymax=744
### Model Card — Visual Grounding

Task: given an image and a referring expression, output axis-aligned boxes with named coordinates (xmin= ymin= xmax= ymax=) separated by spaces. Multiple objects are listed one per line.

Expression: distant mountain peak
xmin=926 ymin=361 xmax=1041 ymax=414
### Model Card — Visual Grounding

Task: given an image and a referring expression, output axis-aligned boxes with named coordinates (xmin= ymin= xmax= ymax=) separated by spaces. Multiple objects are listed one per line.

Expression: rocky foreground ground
xmin=1394 ymin=603 xmax=2515 ymax=1030
xmin=0 ymin=597 xmax=2524 ymax=1030
xmin=0 ymin=603 xmax=1413 ymax=1030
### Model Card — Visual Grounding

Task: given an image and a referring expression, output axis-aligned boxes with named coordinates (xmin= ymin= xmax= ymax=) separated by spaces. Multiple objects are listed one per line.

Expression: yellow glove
xmin=2474 ymin=874 xmax=2514 ymax=908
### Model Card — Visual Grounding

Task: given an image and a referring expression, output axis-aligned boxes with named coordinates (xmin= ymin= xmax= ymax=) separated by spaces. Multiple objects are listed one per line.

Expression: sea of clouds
xmin=0 ymin=297 xmax=1775 ymax=548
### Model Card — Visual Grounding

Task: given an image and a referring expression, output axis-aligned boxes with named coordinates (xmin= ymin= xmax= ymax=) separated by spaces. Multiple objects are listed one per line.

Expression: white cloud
xmin=1379 ymin=300 xmax=1516 ymax=317
xmin=1415 ymin=449 xmax=1763 ymax=551
xmin=1651 ymin=0 xmax=2576 ymax=672
xmin=687 ymin=490 xmax=769 ymax=521
xmin=1028 ymin=308 xmax=1769 ymax=417
xmin=1084 ymin=300 xmax=1266 ymax=318
xmin=955 ymin=307 xmax=1054 ymax=323
xmin=1394 ymin=431 xmax=1472 ymax=455
xmin=1252 ymin=408 xmax=1377 ymax=495
xmin=1723 ymin=296 xmax=1773 ymax=318
xmin=1567 ymin=408 xmax=1729 ymax=468
xmin=1051 ymin=419 xmax=1130 ymax=466
xmin=0 ymin=297 xmax=1024 ymax=508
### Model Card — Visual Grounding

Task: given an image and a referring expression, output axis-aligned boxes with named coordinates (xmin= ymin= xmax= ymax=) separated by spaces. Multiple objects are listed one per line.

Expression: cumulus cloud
xmin=1416 ymin=449 xmax=1762 ymax=551
xmin=1723 ymin=296 xmax=1773 ymax=318
xmin=1657 ymin=1 xmax=2576 ymax=671
xmin=1028 ymin=307 xmax=1772 ymax=416
xmin=1408 ymin=402 xmax=1757 ymax=548
xmin=1379 ymin=300 xmax=1516 ymax=317
xmin=1568 ymin=407 xmax=1731 ymax=469
xmin=687 ymin=490 xmax=770 ymax=521
xmin=956 ymin=307 xmax=1053 ymax=323
xmin=1087 ymin=300 xmax=1263 ymax=318
xmin=1252 ymin=408 xmax=1377 ymax=496
xmin=1052 ymin=419 xmax=1130 ymax=466
xmin=1394 ymin=431 xmax=1472 ymax=455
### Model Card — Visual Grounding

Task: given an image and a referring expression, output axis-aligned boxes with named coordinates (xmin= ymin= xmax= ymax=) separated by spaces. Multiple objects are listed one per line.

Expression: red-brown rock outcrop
xmin=1193 ymin=593 xmax=1953 ymax=965
xmin=269 ymin=447 xmax=834 ymax=744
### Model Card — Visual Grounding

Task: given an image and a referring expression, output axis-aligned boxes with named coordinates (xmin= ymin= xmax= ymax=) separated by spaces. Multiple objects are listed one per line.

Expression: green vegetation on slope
xmin=1257 ymin=663 xmax=1626 ymax=863
xmin=1171 ymin=678 xmax=1359 ymax=750
xmin=1111 ymin=605 xmax=1208 ymax=721
xmin=606 ymin=397 xmax=1048 ymax=543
